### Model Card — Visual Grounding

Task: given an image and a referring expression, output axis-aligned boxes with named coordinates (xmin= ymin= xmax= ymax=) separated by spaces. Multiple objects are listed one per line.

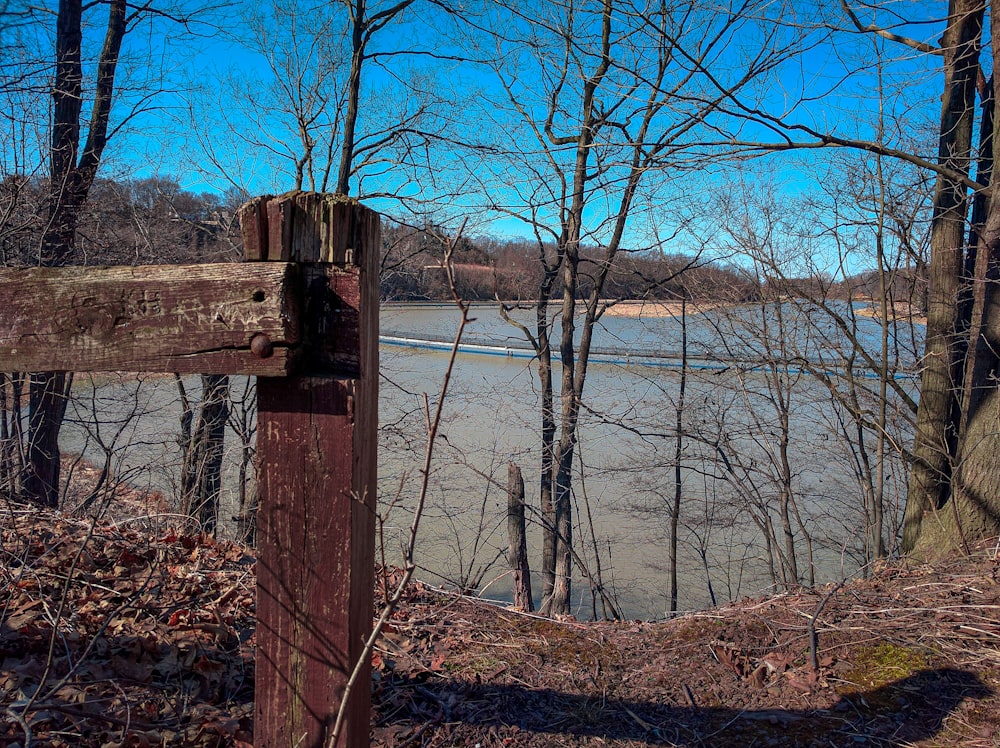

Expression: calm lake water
xmin=61 ymin=301 xmax=921 ymax=619
xmin=377 ymin=302 xmax=919 ymax=617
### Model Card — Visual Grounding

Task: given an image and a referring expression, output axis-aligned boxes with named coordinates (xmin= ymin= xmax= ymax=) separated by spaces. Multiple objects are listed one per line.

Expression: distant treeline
xmin=381 ymin=221 xmax=925 ymax=306
xmin=1 ymin=175 xmax=243 ymax=267
xmin=380 ymin=221 xmax=760 ymax=302
xmin=1 ymin=176 xmax=923 ymax=306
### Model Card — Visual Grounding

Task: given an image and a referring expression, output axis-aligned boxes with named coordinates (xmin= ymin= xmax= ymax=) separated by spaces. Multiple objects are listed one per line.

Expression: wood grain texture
xmin=238 ymin=192 xmax=369 ymax=265
xmin=238 ymin=197 xmax=271 ymax=261
xmin=255 ymin=378 xmax=368 ymax=748
xmin=0 ymin=263 xmax=300 ymax=375
xmin=251 ymin=195 xmax=379 ymax=748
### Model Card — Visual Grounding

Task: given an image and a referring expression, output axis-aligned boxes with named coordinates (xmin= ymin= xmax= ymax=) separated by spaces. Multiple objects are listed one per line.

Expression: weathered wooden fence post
xmin=0 ymin=191 xmax=379 ymax=748
xmin=239 ymin=193 xmax=380 ymax=748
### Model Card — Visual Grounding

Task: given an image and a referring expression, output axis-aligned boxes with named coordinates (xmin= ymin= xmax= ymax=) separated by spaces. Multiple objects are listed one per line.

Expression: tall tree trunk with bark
xmin=536 ymin=270 xmax=559 ymax=605
xmin=903 ymin=0 xmax=986 ymax=551
xmin=916 ymin=0 xmax=1000 ymax=553
xmin=0 ymin=374 xmax=19 ymax=498
xmin=179 ymin=375 xmax=230 ymax=536
xmin=22 ymin=373 xmax=71 ymax=507
xmin=548 ymin=242 xmax=582 ymax=616
xmin=22 ymin=0 xmax=126 ymax=507
xmin=669 ymin=297 xmax=687 ymax=615
xmin=330 ymin=0 xmax=414 ymax=194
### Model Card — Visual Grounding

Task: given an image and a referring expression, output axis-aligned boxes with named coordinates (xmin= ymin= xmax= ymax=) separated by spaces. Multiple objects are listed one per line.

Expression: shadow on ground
xmin=373 ymin=667 xmax=991 ymax=746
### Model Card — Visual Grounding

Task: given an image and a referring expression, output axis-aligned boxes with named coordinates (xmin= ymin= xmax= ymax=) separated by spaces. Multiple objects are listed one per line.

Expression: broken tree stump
xmin=507 ymin=461 xmax=533 ymax=612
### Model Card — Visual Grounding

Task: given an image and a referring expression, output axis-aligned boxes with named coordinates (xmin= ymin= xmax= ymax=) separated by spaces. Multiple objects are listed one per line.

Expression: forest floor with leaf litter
xmin=1 ymin=468 xmax=999 ymax=747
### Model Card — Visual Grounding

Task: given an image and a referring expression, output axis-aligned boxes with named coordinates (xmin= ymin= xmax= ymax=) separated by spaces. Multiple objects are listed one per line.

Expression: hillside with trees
xmin=1 ymin=176 xmax=242 ymax=267
xmin=2 ymin=174 xmax=768 ymax=304
xmin=381 ymin=222 xmax=765 ymax=303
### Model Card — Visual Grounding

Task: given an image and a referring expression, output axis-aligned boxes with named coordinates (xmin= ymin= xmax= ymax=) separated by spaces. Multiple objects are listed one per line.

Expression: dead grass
xmin=1 ymin=497 xmax=998 ymax=747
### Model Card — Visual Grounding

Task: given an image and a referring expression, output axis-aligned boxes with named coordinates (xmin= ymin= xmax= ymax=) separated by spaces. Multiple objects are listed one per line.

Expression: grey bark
xmin=507 ymin=462 xmax=533 ymax=612
xmin=904 ymin=0 xmax=986 ymax=551
xmin=179 ymin=375 xmax=230 ymax=536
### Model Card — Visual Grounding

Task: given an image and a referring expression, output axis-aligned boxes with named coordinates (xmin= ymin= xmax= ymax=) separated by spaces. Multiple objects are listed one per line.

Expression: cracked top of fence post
xmin=237 ymin=192 xmax=380 ymax=378
xmin=237 ymin=192 xmax=373 ymax=265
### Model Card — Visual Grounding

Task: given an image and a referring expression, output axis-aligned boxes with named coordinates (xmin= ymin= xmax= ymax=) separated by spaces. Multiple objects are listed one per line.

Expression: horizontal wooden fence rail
xmin=0 ymin=262 xmax=300 ymax=375
xmin=0 ymin=193 xmax=380 ymax=748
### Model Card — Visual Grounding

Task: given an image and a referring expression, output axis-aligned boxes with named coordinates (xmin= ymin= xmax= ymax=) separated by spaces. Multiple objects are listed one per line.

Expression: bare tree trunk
xmin=929 ymin=231 xmax=1000 ymax=552
xmin=331 ymin=0 xmax=415 ymax=194
xmin=956 ymin=71 xmax=995 ymax=437
xmin=669 ymin=297 xmax=687 ymax=615
xmin=777 ymin=436 xmax=798 ymax=586
xmin=697 ymin=546 xmax=717 ymax=608
xmin=506 ymin=462 xmax=533 ymax=612
xmin=873 ymin=202 xmax=892 ymax=560
xmin=9 ymin=374 xmax=24 ymax=487
xmin=23 ymin=0 xmax=127 ymax=507
xmin=502 ymin=269 xmax=559 ymax=608
xmin=787 ymin=484 xmax=815 ymax=588
xmin=548 ymin=241 xmax=583 ymax=617
xmin=334 ymin=0 xmax=365 ymax=194
xmin=763 ymin=513 xmax=780 ymax=587
xmin=221 ymin=377 xmax=257 ymax=545
xmin=550 ymin=442 xmax=574 ymax=616
xmin=0 ymin=374 xmax=10 ymax=497
xmin=904 ymin=0 xmax=985 ymax=551
xmin=179 ymin=375 xmax=229 ymax=535
xmin=537 ymin=296 xmax=558 ymax=606
xmin=22 ymin=372 xmax=71 ymax=507
xmin=938 ymin=10 xmax=1000 ymax=551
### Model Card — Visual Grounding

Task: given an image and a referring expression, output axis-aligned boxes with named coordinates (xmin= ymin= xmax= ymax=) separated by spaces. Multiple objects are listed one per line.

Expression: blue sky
xmin=2 ymin=0 xmax=955 ymax=271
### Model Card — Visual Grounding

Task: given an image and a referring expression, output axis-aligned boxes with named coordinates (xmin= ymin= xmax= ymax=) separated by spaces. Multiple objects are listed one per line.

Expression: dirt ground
xmin=371 ymin=559 xmax=999 ymax=747
xmin=1 ymin=484 xmax=998 ymax=747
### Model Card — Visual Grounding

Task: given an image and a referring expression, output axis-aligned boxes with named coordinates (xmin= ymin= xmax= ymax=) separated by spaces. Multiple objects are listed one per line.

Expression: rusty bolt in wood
xmin=250 ymin=332 xmax=274 ymax=359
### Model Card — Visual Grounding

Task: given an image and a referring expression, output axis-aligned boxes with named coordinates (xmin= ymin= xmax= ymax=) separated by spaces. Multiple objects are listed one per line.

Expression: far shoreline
xmin=382 ymin=297 xmax=927 ymax=324
xmin=600 ymin=300 xmax=719 ymax=318
xmin=381 ymin=299 xmax=721 ymax=318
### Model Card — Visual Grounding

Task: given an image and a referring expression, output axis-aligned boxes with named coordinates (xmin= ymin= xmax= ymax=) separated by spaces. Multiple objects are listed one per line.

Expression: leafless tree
xmin=464 ymin=0 xmax=804 ymax=615
xmin=2 ymin=0 xmax=219 ymax=508
xmin=228 ymin=377 xmax=258 ymax=544
xmin=199 ymin=0 xmax=461 ymax=202
xmin=691 ymin=0 xmax=1000 ymax=555
xmin=177 ymin=374 xmax=230 ymax=536
xmin=715 ymin=170 xmax=920 ymax=568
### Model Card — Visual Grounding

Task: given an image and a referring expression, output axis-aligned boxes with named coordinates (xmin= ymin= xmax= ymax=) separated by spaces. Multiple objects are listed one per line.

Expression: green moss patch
xmin=839 ymin=641 xmax=930 ymax=692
